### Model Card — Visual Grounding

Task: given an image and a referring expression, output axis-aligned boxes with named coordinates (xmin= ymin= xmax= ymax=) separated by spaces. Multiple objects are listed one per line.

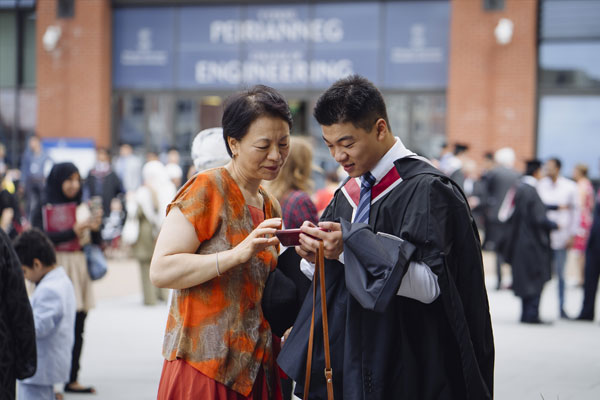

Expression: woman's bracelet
xmin=215 ymin=252 xmax=221 ymax=276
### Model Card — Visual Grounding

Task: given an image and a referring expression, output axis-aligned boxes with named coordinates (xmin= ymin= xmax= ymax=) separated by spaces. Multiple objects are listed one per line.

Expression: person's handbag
xmin=303 ymin=241 xmax=334 ymax=400
xmin=83 ymin=243 xmax=108 ymax=280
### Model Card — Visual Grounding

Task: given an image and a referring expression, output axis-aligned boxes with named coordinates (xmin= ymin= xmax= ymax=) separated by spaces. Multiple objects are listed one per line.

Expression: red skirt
xmin=157 ymin=358 xmax=283 ymax=400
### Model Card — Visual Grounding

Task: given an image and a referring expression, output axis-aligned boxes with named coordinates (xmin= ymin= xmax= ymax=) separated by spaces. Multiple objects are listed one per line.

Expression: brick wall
xmin=447 ymin=0 xmax=538 ymax=171
xmin=37 ymin=0 xmax=111 ymax=147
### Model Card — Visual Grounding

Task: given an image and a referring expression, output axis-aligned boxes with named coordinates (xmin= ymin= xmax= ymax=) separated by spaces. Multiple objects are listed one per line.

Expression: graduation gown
xmin=501 ymin=180 xmax=557 ymax=298
xmin=0 ymin=230 xmax=36 ymax=399
xmin=278 ymin=157 xmax=494 ymax=400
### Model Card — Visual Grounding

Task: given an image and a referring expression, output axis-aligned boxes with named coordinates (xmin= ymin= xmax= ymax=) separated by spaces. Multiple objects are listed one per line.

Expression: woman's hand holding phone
xmin=232 ymin=218 xmax=281 ymax=265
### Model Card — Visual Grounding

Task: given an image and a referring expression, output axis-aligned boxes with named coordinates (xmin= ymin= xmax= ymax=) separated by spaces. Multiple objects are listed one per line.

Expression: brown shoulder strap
xmin=303 ymin=242 xmax=334 ymax=400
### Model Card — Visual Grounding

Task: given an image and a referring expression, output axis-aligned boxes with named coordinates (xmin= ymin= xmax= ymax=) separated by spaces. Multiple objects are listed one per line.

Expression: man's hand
xmin=295 ymin=220 xmax=343 ymax=261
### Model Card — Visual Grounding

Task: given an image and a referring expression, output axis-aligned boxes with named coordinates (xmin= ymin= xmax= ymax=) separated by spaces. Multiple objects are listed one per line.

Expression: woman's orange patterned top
xmin=162 ymin=167 xmax=281 ymax=397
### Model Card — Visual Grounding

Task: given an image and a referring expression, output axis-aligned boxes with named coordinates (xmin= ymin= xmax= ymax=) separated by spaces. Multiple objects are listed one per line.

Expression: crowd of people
xmin=0 ymin=74 xmax=598 ymax=400
xmin=435 ymin=142 xmax=600 ymax=325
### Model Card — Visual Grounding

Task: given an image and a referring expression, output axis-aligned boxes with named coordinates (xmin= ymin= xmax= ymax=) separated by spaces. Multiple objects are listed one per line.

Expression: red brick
xmin=37 ymin=0 xmax=111 ymax=148
xmin=447 ymin=0 xmax=538 ymax=171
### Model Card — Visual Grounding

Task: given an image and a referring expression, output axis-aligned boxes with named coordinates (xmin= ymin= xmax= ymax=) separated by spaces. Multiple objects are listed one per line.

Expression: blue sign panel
xmin=383 ymin=1 xmax=449 ymax=89
xmin=177 ymin=5 xmax=241 ymax=89
xmin=113 ymin=8 xmax=175 ymax=89
xmin=176 ymin=3 xmax=379 ymax=89
xmin=311 ymin=2 xmax=379 ymax=88
xmin=112 ymin=2 xmax=449 ymax=90
xmin=241 ymin=4 xmax=311 ymax=88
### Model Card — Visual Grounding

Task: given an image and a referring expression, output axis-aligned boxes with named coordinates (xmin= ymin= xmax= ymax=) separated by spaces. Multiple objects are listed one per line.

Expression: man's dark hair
xmin=525 ymin=159 xmax=542 ymax=176
xmin=13 ymin=228 xmax=56 ymax=269
xmin=222 ymin=85 xmax=292 ymax=157
xmin=313 ymin=74 xmax=390 ymax=132
xmin=549 ymin=157 xmax=562 ymax=170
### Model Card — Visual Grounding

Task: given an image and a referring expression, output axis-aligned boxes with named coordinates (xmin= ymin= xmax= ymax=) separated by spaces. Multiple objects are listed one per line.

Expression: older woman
xmin=151 ymin=85 xmax=291 ymax=399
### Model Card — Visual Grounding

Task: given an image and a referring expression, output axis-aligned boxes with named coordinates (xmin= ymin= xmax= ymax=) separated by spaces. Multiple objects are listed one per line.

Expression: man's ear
xmin=32 ymin=258 xmax=43 ymax=270
xmin=374 ymin=118 xmax=389 ymax=141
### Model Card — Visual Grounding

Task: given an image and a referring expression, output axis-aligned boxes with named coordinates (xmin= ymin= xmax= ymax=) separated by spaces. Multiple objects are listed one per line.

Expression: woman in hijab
xmin=31 ymin=162 xmax=101 ymax=395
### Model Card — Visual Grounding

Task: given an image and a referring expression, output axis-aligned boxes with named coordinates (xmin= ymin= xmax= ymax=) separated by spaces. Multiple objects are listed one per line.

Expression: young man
xmin=14 ymin=229 xmax=76 ymax=400
xmin=537 ymin=157 xmax=579 ymax=318
xmin=278 ymin=75 xmax=494 ymax=399
xmin=499 ymin=160 xmax=557 ymax=324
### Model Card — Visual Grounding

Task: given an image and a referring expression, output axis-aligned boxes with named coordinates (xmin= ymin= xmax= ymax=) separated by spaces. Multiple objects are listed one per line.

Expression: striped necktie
xmin=354 ymin=171 xmax=376 ymax=224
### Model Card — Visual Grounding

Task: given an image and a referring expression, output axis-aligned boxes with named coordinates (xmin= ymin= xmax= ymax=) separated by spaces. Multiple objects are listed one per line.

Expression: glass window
xmin=411 ymin=94 xmax=446 ymax=159
xmin=115 ymin=94 xmax=146 ymax=147
xmin=22 ymin=11 xmax=35 ymax=87
xmin=386 ymin=93 xmax=446 ymax=159
xmin=537 ymin=95 xmax=600 ymax=179
xmin=0 ymin=12 xmax=17 ymax=87
xmin=541 ymin=0 xmax=600 ymax=40
xmin=147 ymin=94 xmax=173 ymax=153
xmin=483 ymin=0 xmax=505 ymax=11
xmin=539 ymin=42 xmax=600 ymax=90
xmin=174 ymin=98 xmax=199 ymax=157
xmin=385 ymin=94 xmax=410 ymax=146
xmin=199 ymin=96 xmax=222 ymax=132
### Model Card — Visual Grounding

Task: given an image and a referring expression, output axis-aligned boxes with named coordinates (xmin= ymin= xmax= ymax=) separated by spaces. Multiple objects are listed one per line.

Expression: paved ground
xmin=59 ymin=252 xmax=600 ymax=400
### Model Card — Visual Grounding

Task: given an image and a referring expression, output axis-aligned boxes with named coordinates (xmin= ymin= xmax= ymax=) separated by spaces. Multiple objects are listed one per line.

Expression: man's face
xmin=321 ymin=122 xmax=382 ymax=178
xmin=545 ymin=160 xmax=560 ymax=179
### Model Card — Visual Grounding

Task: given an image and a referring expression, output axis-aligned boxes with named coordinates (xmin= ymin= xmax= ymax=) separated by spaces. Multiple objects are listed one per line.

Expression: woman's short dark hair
xmin=313 ymin=74 xmax=390 ymax=132
xmin=222 ymin=85 xmax=292 ymax=157
xmin=13 ymin=228 xmax=57 ymax=268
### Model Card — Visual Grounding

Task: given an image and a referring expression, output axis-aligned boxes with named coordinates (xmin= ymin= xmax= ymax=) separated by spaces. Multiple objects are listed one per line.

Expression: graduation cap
xmin=525 ymin=159 xmax=542 ymax=176
xmin=453 ymin=143 xmax=469 ymax=155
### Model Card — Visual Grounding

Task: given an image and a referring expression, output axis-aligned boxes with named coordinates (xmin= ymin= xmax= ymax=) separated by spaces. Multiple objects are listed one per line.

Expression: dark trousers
xmin=69 ymin=311 xmax=87 ymax=384
xmin=495 ymin=252 xmax=504 ymax=289
xmin=521 ymin=294 xmax=541 ymax=323
xmin=579 ymin=247 xmax=600 ymax=320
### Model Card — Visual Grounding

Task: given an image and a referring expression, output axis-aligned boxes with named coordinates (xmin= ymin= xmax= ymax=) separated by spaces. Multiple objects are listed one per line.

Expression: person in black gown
xmin=499 ymin=160 xmax=557 ymax=324
xmin=278 ymin=75 xmax=494 ymax=400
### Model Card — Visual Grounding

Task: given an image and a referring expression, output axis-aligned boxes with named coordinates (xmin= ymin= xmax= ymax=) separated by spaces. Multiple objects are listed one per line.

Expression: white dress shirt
xmin=537 ymin=176 xmax=579 ymax=250
xmin=301 ymin=138 xmax=440 ymax=304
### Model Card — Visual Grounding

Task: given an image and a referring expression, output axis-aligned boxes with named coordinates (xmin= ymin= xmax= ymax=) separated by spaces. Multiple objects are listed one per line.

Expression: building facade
xmin=1 ymin=0 xmax=598 ymax=178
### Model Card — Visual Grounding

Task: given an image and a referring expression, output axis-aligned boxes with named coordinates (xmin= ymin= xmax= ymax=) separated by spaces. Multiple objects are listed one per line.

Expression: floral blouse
xmin=162 ymin=167 xmax=280 ymax=396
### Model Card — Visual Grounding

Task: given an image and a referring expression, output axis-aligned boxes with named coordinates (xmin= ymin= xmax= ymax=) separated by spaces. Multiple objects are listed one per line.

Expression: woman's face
xmin=61 ymin=172 xmax=81 ymax=199
xmin=228 ymin=116 xmax=290 ymax=182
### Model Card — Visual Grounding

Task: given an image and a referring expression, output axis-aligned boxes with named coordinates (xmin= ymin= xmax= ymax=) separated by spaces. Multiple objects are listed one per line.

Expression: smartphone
xmin=89 ymin=196 xmax=103 ymax=214
xmin=275 ymin=228 xmax=328 ymax=247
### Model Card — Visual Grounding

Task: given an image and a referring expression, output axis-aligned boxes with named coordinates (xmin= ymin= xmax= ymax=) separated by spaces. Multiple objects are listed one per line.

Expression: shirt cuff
xmin=396 ymin=261 xmax=440 ymax=304
xmin=299 ymin=252 xmax=345 ymax=280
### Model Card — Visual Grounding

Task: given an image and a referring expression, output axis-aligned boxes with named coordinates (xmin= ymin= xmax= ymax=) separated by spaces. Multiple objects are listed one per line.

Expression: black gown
xmin=278 ymin=157 xmax=494 ymax=400
xmin=501 ymin=180 xmax=557 ymax=298
xmin=0 ymin=229 xmax=36 ymax=399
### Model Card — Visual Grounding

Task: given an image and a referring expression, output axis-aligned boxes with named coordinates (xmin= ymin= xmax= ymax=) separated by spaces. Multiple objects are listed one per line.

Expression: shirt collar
xmin=522 ymin=175 xmax=537 ymax=187
xmin=369 ymin=137 xmax=414 ymax=184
